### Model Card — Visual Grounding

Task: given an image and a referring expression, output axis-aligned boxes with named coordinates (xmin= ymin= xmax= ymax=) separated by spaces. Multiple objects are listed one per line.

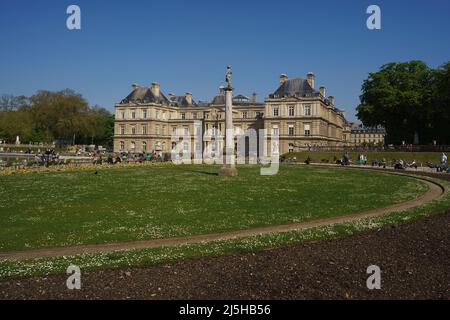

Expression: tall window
xmin=288 ymin=143 xmax=294 ymax=153
xmin=273 ymin=107 xmax=279 ymax=117
xmin=193 ymin=112 xmax=197 ymax=120
xmin=184 ymin=127 xmax=189 ymax=135
xmin=272 ymin=124 xmax=279 ymax=136
xmin=120 ymin=141 xmax=125 ymax=151
xmin=181 ymin=113 xmax=186 ymax=120
xmin=183 ymin=142 xmax=189 ymax=152
xmin=304 ymin=105 xmax=311 ymax=116
xmin=142 ymin=125 xmax=147 ymax=135
xmin=304 ymin=124 xmax=311 ymax=136
xmin=120 ymin=125 xmax=125 ymax=135
xmin=288 ymin=105 xmax=295 ymax=117
xmin=288 ymin=124 xmax=295 ymax=136
xmin=121 ymin=111 xmax=125 ymax=119
xmin=156 ymin=125 xmax=160 ymax=135
xmin=172 ymin=127 xmax=177 ymax=136
xmin=142 ymin=141 xmax=147 ymax=152
xmin=242 ymin=111 xmax=248 ymax=119
xmin=131 ymin=109 xmax=136 ymax=119
xmin=142 ymin=109 xmax=148 ymax=119
xmin=131 ymin=126 xmax=136 ymax=135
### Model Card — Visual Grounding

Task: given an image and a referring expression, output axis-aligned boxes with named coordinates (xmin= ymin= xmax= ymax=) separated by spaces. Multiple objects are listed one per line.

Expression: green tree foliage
xmin=356 ymin=61 xmax=449 ymax=144
xmin=430 ymin=62 xmax=450 ymax=144
xmin=0 ymin=89 xmax=113 ymax=146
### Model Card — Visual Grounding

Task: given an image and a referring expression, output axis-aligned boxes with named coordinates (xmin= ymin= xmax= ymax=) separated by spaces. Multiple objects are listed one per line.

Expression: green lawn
xmin=0 ymin=165 xmax=427 ymax=252
xmin=283 ymin=151 xmax=443 ymax=165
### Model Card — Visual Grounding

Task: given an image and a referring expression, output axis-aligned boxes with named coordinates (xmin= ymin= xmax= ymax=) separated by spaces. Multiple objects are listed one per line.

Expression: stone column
xmin=219 ymin=66 xmax=238 ymax=177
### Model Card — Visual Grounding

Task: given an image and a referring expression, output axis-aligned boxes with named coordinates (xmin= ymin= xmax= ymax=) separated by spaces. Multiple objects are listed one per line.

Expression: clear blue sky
xmin=1 ymin=0 xmax=449 ymax=121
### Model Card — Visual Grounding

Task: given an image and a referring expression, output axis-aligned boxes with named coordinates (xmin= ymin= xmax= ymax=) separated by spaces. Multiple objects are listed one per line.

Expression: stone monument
xmin=219 ymin=66 xmax=238 ymax=177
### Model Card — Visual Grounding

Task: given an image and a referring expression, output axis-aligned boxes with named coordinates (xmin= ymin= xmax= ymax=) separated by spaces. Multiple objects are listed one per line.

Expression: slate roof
xmin=168 ymin=95 xmax=197 ymax=107
xmin=120 ymin=86 xmax=170 ymax=105
xmin=270 ymin=78 xmax=319 ymax=98
xmin=233 ymin=94 xmax=250 ymax=101
xmin=211 ymin=94 xmax=226 ymax=105
xmin=211 ymin=93 xmax=260 ymax=106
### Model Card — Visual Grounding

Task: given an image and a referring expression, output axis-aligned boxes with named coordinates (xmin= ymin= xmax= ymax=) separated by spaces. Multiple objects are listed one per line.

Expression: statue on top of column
xmin=225 ymin=65 xmax=232 ymax=89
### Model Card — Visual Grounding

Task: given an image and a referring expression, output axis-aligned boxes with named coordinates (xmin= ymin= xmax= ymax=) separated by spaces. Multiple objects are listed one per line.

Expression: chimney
xmin=151 ymin=82 xmax=160 ymax=97
xmin=328 ymin=96 xmax=334 ymax=105
xmin=319 ymin=86 xmax=326 ymax=98
xmin=185 ymin=92 xmax=193 ymax=105
xmin=307 ymin=72 xmax=315 ymax=89
xmin=252 ymin=92 xmax=257 ymax=103
xmin=279 ymin=74 xmax=288 ymax=85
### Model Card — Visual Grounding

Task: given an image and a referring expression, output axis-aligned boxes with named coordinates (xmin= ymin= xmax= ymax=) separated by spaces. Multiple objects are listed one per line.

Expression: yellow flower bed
xmin=0 ymin=161 xmax=175 ymax=176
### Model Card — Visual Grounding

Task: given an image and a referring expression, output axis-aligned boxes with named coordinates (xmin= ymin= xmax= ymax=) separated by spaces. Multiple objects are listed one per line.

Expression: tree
xmin=356 ymin=61 xmax=434 ymax=144
xmin=0 ymin=95 xmax=29 ymax=112
xmin=430 ymin=62 xmax=450 ymax=144
xmin=0 ymin=90 xmax=112 ymax=145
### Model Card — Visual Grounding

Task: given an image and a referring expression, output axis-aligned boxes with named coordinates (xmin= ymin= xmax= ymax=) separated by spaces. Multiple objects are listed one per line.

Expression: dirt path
xmin=1 ymin=209 xmax=449 ymax=299
xmin=0 ymin=175 xmax=445 ymax=262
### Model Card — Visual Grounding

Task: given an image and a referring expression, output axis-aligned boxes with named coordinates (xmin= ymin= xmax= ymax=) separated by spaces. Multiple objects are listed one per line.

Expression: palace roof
xmin=270 ymin=78 xmax=319 ymax=98
xmin=120 ymin=86 xmax=170 ymax=105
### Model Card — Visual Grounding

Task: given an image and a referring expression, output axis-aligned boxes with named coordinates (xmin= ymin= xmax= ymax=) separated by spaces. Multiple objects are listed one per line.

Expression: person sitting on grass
xmin=394 ymin=159 xmax=405 ymax=170
xmin=304 ymin=156 xmax=311 ymax=165
xmin=408 ymin=160 xmax=418 ymax=169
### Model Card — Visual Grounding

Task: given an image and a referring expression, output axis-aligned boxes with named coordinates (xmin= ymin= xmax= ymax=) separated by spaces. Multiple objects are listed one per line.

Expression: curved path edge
xmin=0 ymin=174 xmax=445 ymax=262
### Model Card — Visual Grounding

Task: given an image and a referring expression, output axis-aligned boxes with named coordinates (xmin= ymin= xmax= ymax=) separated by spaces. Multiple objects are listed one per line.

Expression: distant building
xmin=113 ymin=72 xmax=351 ymax=155
xmin=349 ymin=123 xmax=386 ymax=146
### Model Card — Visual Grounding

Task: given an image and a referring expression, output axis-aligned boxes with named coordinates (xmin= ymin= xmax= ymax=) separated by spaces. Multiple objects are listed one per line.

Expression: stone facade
xmin=348 ymin=124 xmax=386 ymax=146
xmin=114 ymin=72 xmax=352 ymax=156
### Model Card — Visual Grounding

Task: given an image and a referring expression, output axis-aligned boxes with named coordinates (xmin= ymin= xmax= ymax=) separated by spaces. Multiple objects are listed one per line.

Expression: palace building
xmin=114 ymin=72 xmax=351 ymax=155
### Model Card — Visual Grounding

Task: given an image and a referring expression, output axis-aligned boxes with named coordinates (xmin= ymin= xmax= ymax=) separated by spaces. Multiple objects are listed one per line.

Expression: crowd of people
xmin=103 ymin=151 xmax=168 ymax=165
xmin=336 ymin=151 xmax=449 ymax=173
xmin=297 ymin=151 xmax=449 ymax=174
xmin=36 ymin=149 xmax=62 ymax=167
